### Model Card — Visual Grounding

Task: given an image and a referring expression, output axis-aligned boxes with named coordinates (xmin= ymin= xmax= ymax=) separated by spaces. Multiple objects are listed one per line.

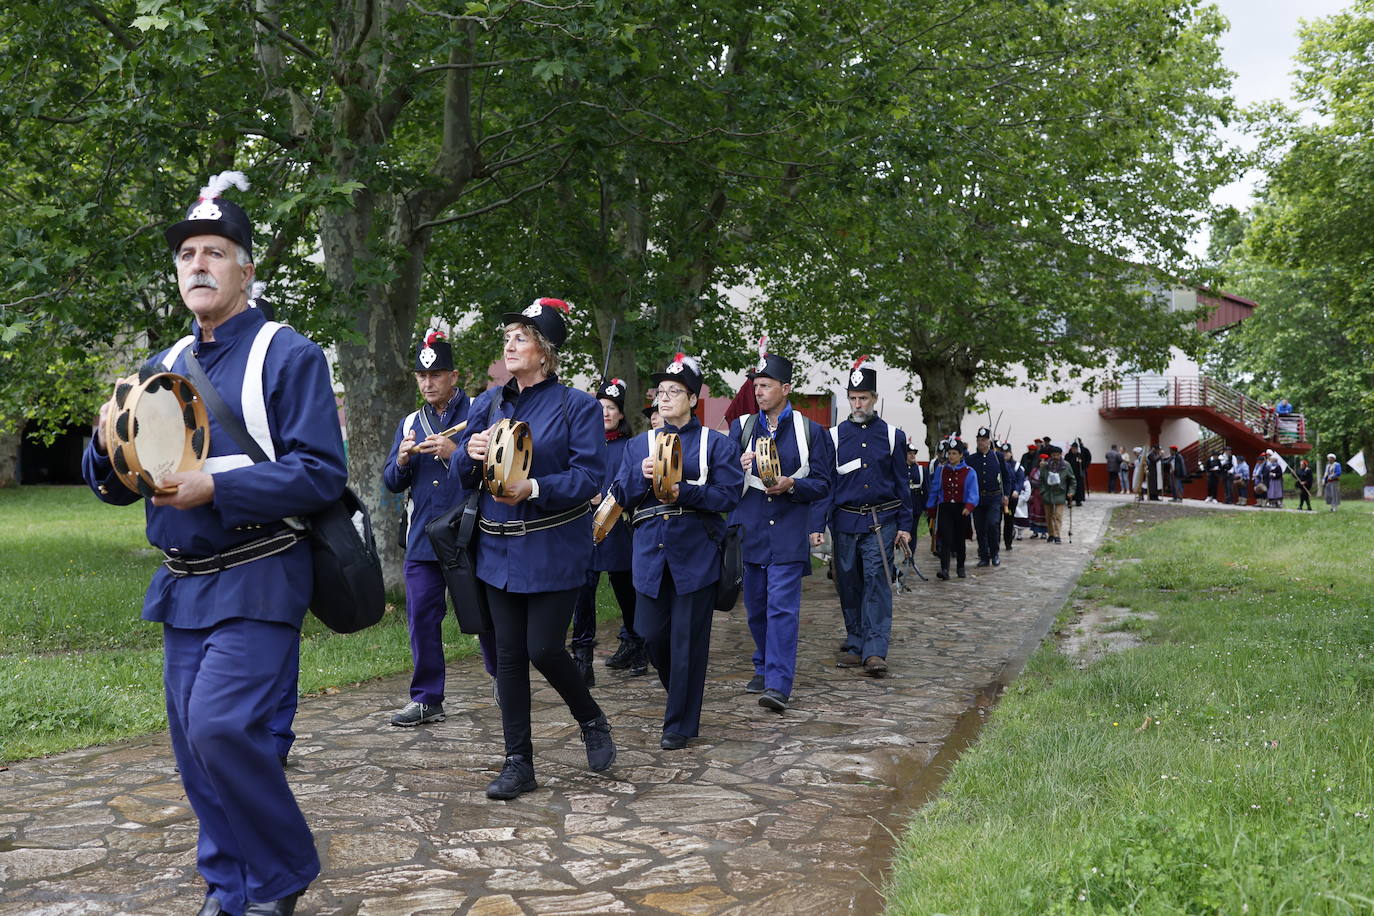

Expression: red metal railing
xmin=1100 ymin=375 xmax=1306 ymax=446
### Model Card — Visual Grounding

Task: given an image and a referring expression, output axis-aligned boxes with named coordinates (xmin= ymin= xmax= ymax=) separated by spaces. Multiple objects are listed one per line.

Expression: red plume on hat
xmin=536 ymin=297 xmax=570 ymax=313
xmin=851 ymin=355 xmax=870 ymax=369
xmin=611 ymin=377 xmax=624 ymax=387
xmin=424 ymin=329 xmax=445 ymax=347
xmin=757 ymin=336 xmax=768 ymax=358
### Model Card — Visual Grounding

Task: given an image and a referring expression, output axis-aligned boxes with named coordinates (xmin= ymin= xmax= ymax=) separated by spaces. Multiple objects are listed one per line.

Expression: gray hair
xmin=170 ymin=240 xmax=252 ymax=267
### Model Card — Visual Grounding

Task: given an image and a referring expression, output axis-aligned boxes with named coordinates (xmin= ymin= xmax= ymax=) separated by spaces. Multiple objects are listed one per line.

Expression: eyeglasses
xmin=656 ymin=387 xmax=690 ymax=400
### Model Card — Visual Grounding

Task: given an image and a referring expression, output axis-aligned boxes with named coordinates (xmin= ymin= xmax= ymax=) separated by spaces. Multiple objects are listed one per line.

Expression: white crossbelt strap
xmin=651 ymin=427 xmax=709 ymax=486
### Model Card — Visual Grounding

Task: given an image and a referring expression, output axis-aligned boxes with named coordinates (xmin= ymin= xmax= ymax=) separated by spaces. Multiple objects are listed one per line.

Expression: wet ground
xmin=1 ymin=498 xmax=1121 ymax=916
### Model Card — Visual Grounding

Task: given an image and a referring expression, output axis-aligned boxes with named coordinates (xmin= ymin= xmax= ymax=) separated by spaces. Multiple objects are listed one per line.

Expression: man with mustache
xmin=824 ymin=358 xmax=912 ymax=678
xmin=83 ymin=172 xmax=345 ymax=916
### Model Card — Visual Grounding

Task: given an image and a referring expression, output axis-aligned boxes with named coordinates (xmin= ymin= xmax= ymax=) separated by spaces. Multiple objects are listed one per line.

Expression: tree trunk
xmin=0 ymin=421 xmax=23 ymax=488
xmin=911 ymin=355 xmax=978 ymax=458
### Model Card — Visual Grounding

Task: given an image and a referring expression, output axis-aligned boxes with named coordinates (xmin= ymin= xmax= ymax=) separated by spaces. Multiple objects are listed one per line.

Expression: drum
xmin=591 ymin=493 xmax=622 ymax=544
xmin=652 ymin=432 xmax=682 ymax=501
xmin=484 ymin=418 xmax=532 ymax=497
xmin=755 ymin=436 xmax=781 ymax=488
xmin=104 ymin=371 xmax=210 ymax=498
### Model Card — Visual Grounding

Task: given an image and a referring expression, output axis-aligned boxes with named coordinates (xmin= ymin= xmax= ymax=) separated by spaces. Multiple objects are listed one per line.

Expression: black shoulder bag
xmin=183 ymin=353 xmax=386 ymax=634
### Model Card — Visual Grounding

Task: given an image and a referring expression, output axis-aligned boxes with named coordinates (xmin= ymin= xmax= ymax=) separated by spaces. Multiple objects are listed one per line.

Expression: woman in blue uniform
xmin=569 ymin=378 xmax=645 ymax=682
xmin=612 ymin=354 xmax=743 ymax=749
xmin=454 ymin=298 xmax=616 ymax=800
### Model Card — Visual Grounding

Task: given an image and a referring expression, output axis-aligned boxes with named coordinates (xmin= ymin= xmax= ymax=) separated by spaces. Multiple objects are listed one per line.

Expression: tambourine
xmin=484 ymin=418 xmax=533 ymax=497
xmin=592 ymin=493 xmax=622 ymax=544
xmin=755 ymin=436 xmax=782 ymax=488
xmin=652 ymin=432 xmax=682 ymax=501
xmin=103 ymin=369 xmax=210 ymax=498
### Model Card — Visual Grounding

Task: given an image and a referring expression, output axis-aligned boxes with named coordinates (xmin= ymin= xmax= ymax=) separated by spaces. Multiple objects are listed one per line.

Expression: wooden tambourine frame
xmin=591 ymin=493 xmax=622 ymax=544
xmin=104 ymin=371 xmax=210 ymax=498
xmin=652 ymin=432 xmax=682 ymax=501
xmin=484 ymin=418 xmax=533 ymax=497
xmin=756 ymin=436 xmax=782 ymax=488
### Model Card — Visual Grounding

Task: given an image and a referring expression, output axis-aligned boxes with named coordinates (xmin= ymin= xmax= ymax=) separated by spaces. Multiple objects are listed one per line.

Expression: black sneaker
xmin=390 ymin=701 xmax=445 ymax=727
xmin=745 ymin=673 xmax=765 ymax=693
xmin=486 ymin=755 xmax=537 ymax=800
xmin=604 ymin=638 xmax=634 ymax=669
xmin=626 ymin=641 xmax=649 ymax=677
xmin=975 ymin=559 xmax=990 ymax=567
xmin=758 ymin=688 xmax=789 ymax=712
xmin=956 ymin=566 xmax=967 ymax=578
xmin=936 ymin=567 xmax=949 ymax=580
xmin=579 ymin=714 xmax=616 ymax=772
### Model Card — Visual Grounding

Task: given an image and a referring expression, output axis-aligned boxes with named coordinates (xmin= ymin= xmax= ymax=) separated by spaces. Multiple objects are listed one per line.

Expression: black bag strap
xmin=182 ymin=351 xmax=272 ymax=466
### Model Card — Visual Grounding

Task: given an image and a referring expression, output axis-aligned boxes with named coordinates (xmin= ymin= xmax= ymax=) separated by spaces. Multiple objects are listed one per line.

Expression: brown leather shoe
xmin=863 ymin=656 xmax=888 ymax=677
xmin=836 ymin=652 xmax=862 ymax=668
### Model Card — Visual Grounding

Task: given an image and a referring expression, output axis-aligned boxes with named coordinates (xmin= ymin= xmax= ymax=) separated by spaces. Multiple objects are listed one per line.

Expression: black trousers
xmin=635 ymin=569 xmax=715 ymax=738
xmin=973 ymin=497 xmax=1002 ymax=561
xmin=935 ymin=503 xmax=967 ymax=571
xmin=484 ymin=585 xmax=602 ymax=760
xmin=1003 ymin=497 xmax=1018 ymax=548
xmin=1206 ymin=471 xmax=1220 ymax=500
xmin=570 ymin=568 xmax=637 ymax=648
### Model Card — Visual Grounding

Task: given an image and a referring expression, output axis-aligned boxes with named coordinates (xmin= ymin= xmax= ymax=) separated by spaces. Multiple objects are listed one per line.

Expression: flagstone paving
xmin=1 ymin=499 xmax=1120 ymax=916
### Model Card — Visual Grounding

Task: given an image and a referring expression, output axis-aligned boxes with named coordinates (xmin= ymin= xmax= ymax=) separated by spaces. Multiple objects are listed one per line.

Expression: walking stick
xmin=1067 ymin=499 xmax=1074 ymax=544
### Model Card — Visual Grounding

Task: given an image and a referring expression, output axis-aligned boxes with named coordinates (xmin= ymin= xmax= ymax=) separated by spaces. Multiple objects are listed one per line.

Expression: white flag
xmin=1348 ymin=451 xmax=1366 ymax=476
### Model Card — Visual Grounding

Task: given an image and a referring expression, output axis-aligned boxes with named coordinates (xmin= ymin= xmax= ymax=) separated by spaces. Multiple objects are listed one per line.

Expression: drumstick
xmin=404 ymin=420 xmax=468 ymax=455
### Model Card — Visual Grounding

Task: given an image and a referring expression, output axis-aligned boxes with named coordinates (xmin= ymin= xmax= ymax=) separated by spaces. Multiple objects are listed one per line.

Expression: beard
xmin=849 ymin=406 xmax=877 ymax=424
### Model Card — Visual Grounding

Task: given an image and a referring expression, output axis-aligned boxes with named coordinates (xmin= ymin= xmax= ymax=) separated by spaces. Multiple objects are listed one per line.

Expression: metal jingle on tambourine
xmin=652 ymin=432 xmax=682 ymax=501
xmin=485 ymin=418 xmax=533 ymax=497
xmin=105 ymin=371 xmax=209 ymax=497
xmin=756 ymin=437 xmax=781 ymax=487
xmin=591 ymin=493 xmax=622 ymax=544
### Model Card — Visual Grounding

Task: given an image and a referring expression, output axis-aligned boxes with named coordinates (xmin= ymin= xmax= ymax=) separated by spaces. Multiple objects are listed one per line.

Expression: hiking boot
xmin=486 ymin=755 xmax=536 ymax=800
xmin=390 ymin=701 xmax=445 ymax=727
xmin=864 ymin=656 xmax=888 ymax=678
xmin=572 ymin=645 xmax=595 ymax=687
xmin=745 ymin=673 xmax=765 ymax=693
xmin=936 ymin=566 xmax=949 ymax=580
xmin=758 ymin=688 xmax=789 ymax=712
xmin=836 ymin=651 xmax=863 ymax=668
xmin=956 ymin=566 xmax=967 ymax=578
xmin=579 ymin=714 xmax=616 ymax=772
xmin=604 ymin=638 xmax=634 ymax=669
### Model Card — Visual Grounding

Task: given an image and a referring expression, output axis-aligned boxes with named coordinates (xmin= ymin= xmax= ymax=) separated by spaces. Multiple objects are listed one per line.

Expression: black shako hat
xmin=976 ymin=426 xmax=992 ymax=439
xmin=415 ymin=329 xmax=454 ymax=371
xmin=1047 ymin=443 xmax=1064 ymax=455
xmin=502 ymin=297 xmax=570 ymax=349
xmin=845 ymin=355 xmax=876 ymax=393
xmin=755 ymin=352 xmax=793 ymax=384
xmin=595 ymin=378 xmax=628 ymax=411
xmin=165 ymin=171 xmax=254 ymax=260
xmin=650 ymin=353 xmax=704 ymax=396
xmin=642 ymin=403 xmax=659 ymax=420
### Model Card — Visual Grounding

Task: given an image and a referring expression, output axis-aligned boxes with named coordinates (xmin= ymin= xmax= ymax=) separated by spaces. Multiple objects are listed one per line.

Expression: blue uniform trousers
xmin=268 ymin=645 xmax=299 ymax=760
xmin=406 ymin=560 xmax=497 ymax=703
xmin=833 ymin=524 xmax=896 ymax=660
xmin=163 ymin=619 xmax=320 ymax=915
xmin=743 ymin=561 xmax=806 ymax=697
xmin=636 ymin=573 xmax=715 ymax=738
xmin=974 ymin=498 xmax=1003 ymax=562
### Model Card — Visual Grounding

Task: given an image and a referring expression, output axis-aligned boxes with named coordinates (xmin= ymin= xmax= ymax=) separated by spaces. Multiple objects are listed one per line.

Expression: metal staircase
xmin=1099 ymin=375 xmax=1310 ymax=456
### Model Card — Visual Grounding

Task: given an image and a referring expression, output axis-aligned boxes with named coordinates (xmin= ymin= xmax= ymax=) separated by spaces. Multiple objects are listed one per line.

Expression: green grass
xmin=885 ymin=501 xmax=1374 ymax=914
xmin=0 ymin=486 xmax=625 ymax=762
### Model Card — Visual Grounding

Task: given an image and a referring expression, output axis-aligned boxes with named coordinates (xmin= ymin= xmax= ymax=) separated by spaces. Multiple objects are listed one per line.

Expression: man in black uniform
xmin=965 ymin=427 xmax=1010 ymax=568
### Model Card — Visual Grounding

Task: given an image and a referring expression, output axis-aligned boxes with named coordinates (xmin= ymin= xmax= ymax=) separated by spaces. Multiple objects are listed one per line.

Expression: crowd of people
xmin=1099 ymin=442 xmax=1346 ymax=511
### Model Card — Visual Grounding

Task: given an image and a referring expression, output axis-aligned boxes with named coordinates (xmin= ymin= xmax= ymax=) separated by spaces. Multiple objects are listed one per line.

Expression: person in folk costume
xmin=926 ymin=436 xmax=954 ymax=554
xmin=1168 ymin=445 xmax=1187 ymax=502
xmin=825 ymin=358 xmax=913 ymax=678
xmin=728 ymin=343 xmax=836 ymax=713
xmin=454 ymin=298 xmax=616 ymax=800
xmin=1066 ymin=439 xmax=1089 ymax=506
xmin=1026 ymin=450 xmax=1049 ymax=537
xmin=904 ymin=440 xmax=929 ymax=546
xmin=569 ymin=379 xmax=647 ymax=684
xmin=611 ymin=354 xmax=743 ymax=749
xmin=1218 ymin=446 xmax=1236 ymax=503
xmin=966 ymin=426 xmax=1010 ymax=568
xmin=926 ymin=438 xmax=978 ymax=578
xmin=1322 ymin=453 xmax=1342 ymax=511
xmin=1037 ymin=444 xmax=1075 ymax=544
xmin=1202 ymin=448 xmax=1224 ymax=503
xmin=84 ymin=172 xmax=344 ymax=915
xmin=1295 ymin=457 xmax=1315 ymax=510
xmin=1252 ymin=455 xmax=1265 ymax=505
xmin=1001 ymin=442 xmax=1026 ymax=550
xmin=1232 ymin=452 xmax=1251 ymax=506
xmin=1144 ymin=445 xmax=1165 ymax=501
xmin=1257 ymin=450 xmax=1286 ymax=507
xmin=382 ymin=329 xmax=498 ymax=728
xmin=1019 ymin=441 xmax=1040 ymax=476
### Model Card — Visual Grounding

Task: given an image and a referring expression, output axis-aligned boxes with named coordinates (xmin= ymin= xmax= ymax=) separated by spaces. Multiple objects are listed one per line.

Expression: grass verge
xmin=885 ymin=501 xmax=1374 ymax=914
xmin=0 ymin=486 xmax=624 ymax=762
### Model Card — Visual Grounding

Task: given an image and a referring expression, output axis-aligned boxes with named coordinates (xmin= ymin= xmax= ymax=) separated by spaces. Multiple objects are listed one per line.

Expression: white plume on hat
xmin=199 ymin=170 xmax=250 ymax=200
xmin=675 ymin=354 xmax=702 ymax=375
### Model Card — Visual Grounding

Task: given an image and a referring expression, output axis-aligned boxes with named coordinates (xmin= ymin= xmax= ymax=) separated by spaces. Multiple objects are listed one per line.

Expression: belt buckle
xmin=507 ymin=519 xmax=528 ymax=536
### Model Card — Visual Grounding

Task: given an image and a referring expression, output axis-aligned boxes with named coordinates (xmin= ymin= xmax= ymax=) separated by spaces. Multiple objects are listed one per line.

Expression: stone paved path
xmin=1 ymin=499 xmax=1118 ymax=916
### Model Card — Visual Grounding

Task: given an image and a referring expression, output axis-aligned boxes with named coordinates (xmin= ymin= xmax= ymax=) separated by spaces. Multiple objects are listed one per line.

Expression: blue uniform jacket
xmin=382 ymin=391 xmax=471 ymax=562
xmin=727 ymin=404 xmax=835 ymax=568
xmin=964 ymin=447 xmax=1009 ymax=504
xmin=825 ymin=418 xmax=913 ymax=535
xmin=592 ymin=433 xmax=633 ymax=572
xmin=926 ymin=461 xmax=980 ymax=513
xmin=611 ymin=417 xmax=743 ymax=596
xmin=1004 ymin=459 xmax=1026 ymax=494
xmin=451 ymin=375 xmax=603 ymax=593
xmin=81 ymin=308 xmax=347 ymax=629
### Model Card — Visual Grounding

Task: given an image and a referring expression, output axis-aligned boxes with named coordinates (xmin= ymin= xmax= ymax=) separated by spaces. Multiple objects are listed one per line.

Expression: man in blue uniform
xmin=613 ymin=354 xmax=743 ymax=748
xmin=826 ymin=360 xmax=912 ymax=678
xmin=966 ymin=426 xmax=1010 ymax=568
xmin=728 ymin=351 xmax=835 ymax=712
xmin=83 ymin=172 xmax=344 ymax=916
xmin=382 ymin=330 xmax=495 ymax=726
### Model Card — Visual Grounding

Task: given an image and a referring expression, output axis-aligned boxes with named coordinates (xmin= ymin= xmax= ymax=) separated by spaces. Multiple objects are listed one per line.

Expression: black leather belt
xmin=478 ymin=503 xmax=589 ymax=536
xmin=162 ymin=529 xmax=303 ymax=577
xmin=837 ymin=500 xmax=902 ymax=515
xmin=631 ymin=504 xmax=713 ymax=526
